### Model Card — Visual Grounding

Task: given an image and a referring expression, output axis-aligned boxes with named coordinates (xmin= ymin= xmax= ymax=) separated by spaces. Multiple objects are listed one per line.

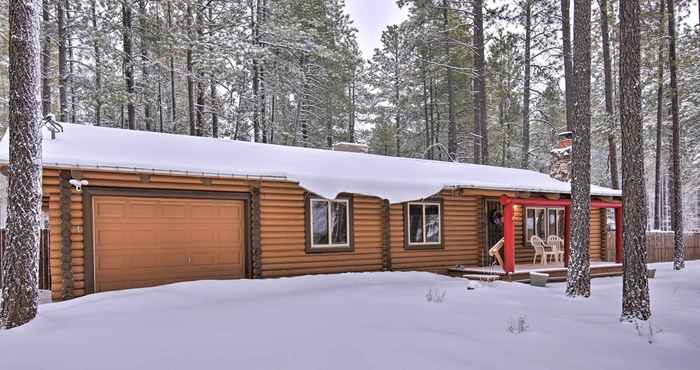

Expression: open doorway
xmin=483 ymin=199 xmax=504 ymax=266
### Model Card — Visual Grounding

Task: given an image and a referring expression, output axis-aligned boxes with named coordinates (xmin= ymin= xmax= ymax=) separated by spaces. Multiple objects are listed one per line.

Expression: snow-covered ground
xmin=1 ymin=262 xmax=699 ymax=370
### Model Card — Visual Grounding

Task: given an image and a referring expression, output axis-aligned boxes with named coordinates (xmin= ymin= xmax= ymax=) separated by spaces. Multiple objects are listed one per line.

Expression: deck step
xmin=515 ymin=271 xmax=623 ymax=284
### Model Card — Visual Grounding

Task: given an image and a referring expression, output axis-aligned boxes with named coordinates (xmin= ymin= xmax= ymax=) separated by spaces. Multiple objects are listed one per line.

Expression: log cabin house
xmin=0 ymin=124 xmax=623 ymax=301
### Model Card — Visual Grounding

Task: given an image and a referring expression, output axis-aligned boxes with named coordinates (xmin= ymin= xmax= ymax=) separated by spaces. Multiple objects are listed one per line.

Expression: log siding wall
xmin=42 ymin=168 xmax=609 ymax=301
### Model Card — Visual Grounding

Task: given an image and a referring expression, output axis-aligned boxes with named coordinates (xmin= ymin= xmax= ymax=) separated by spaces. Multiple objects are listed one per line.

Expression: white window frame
xmin=526 ymin=206 xmax=565 ymax=244
xmin=309 ymin=198 xmax=351 ymax=249
xmin=406 ymin=202 xmax=442 ymax=246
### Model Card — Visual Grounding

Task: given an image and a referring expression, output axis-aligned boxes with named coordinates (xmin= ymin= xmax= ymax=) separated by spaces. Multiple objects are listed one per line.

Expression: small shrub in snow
xmin=507 ymin=315 xmax=529 ymax=334
xmin=425 ymin=288 xmax=447 ymax=303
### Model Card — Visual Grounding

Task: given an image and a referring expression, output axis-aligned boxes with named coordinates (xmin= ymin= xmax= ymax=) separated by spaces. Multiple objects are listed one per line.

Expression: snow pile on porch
xmin=1 ymin=262 xmax=699 ymax=370
xmin=0 ymin=124 xmax=620 ymax=203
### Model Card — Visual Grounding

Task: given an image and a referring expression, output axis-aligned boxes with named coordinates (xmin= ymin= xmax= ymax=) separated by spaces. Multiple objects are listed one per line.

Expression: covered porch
xmin=498 ymin=195 xmax=623 ymax=274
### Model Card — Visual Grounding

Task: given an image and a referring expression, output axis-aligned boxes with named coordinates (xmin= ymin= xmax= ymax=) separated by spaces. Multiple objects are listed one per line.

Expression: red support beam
xmin=564 ymin=206 xmax=572 ymax=267
xmin=502 ymin=203 xmax=515 ymax=273
xmin=615 ymin=206 xmax=624 ymax=263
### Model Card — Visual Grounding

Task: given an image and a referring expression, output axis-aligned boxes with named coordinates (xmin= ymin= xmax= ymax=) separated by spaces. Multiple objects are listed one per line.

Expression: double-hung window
xmin=308 ymin=198 xmax=351 ymax=251
xmin=406 ymin=202 xmax=442 ymax=248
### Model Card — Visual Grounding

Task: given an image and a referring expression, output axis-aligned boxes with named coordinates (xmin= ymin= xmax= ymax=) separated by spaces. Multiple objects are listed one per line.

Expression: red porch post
xmin=615 ymin=206 xmax=623 ymax=263
xmin=564 ymin=205 xmax=571 ymax=267
xmin=500 ymin=196 xmax=515 ymax=273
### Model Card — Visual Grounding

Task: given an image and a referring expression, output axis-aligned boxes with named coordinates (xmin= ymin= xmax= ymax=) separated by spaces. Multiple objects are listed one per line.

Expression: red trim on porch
xmin=498 ymin=195 xmax=623 ymax=274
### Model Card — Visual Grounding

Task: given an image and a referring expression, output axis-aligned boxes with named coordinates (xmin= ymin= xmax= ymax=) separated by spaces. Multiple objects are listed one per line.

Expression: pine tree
xmin=561 ymin=0 xmax=574 ymax=131
xmin=667 ymin=0 xmax=684 ymax=270
xmin=521 ymin=0 xmax=532 ymax=169
xmin=567 ymin=0 xmax=592 ymax=297
xmin=620 ymin=0 xmax=651 ymax=321
xmin=123 ymin=0 xmax=135 ymax=130
xmin=472 ymin=0 xmax=487 ymax=164
xmin=599 ymin=0 xmax=619 ymax=190
xmin=1 ymin=0 xmax=43 ymax=329
xmin=653 ymin=0 xmax=666 ymax=230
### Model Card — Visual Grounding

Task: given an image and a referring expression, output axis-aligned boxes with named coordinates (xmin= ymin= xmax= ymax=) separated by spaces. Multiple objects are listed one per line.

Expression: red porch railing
xmin=0 ymin=229 xmax=51 ymax=290
xmin=499 ymin=195 xmax=622 ymax=273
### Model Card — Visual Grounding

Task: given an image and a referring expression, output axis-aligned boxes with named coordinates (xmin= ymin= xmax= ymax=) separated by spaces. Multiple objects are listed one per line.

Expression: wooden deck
xmin=448 ymin=261 xmax=623 ymax=283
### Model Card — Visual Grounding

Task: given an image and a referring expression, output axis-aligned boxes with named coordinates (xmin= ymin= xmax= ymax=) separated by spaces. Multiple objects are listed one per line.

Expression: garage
xmin=90 ymin=195 xmax=246 ymax=292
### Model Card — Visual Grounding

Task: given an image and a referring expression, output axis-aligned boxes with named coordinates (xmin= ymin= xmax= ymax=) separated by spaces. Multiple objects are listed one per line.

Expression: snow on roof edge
xmin=0 ymin=124 xmax=623 ymax=202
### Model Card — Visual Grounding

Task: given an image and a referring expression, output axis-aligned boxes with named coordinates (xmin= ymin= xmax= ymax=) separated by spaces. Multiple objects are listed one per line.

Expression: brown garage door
xmin=92 ymin=196 xmax=245 ymax=292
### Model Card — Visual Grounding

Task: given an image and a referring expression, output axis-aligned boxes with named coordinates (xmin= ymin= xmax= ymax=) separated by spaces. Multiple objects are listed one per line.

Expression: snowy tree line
xmin=0 ymin=0 xmax=697 ymax=229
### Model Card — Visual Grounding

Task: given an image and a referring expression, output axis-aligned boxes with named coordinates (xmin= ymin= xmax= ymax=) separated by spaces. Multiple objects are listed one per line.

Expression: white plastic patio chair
xmin=546 ymin=235 xmax=565 ymax=263
xmin=530 ymin=235 xmax=557 ymax=265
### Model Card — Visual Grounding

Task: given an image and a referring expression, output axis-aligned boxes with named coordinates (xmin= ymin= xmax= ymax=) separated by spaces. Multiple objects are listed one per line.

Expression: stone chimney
xmin=332 ymin=142 xmax=368 ymax=154
xmin=550 ymin=132 xmax=573 ymax=182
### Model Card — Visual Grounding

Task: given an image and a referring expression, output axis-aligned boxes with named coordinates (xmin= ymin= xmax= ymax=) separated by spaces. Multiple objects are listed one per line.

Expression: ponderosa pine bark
xmin=167 ymin=1 xmax=176 ymax=126
xmin=654 ymin=0 xmax=666 ymax=230
xmin=561 ymin=0 xmax=574 ymax=131
xmin=566 ymin=0 xmax=592 ymax=297
xmin=521 ymin=0 xmax=532 ymax=169
xmin=600 ymin=0 xmax=619 ymax=190
xmin=0 ymin=0 xmax=43 ymax=329
xmin=442 ymin=0 xmax=456 ymax=160
xmin=472 ymin=0 xmax=487 ymax=164
xmin=91 ymin=0 xmax=102 ymax=126
xmin=56 ymin=0 xmax=67 ymax=122
xmin=186 ymin=1 xmax=195 ymax=135
xmin=66 ymin=1 xmax=75 ymax=122
xmin=41 ymin=0 xmax=51 ymax=117
xmin=620 ymin=0 xmax=651 ymax=321
xmin=139 ymin=0 xmax=152 ymax=131
xmin=667 ymin=0 xmax=684 ymax=270
xmin=122 ymin=0 xmax=135 ymax=130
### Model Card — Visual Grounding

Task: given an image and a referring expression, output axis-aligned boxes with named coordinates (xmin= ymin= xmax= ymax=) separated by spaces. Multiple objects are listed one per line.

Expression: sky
xmin=345 ymin=0 xmax=410 ymax=59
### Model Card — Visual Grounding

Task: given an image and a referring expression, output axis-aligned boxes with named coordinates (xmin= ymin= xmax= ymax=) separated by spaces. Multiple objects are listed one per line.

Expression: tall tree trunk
xmin=521 ymin=0 xmax=532 ymax=169
xmin=444 ymin=0 xmax=456 ymax=160
xmin=349 ymin=79 xmax=356 ymax=142
xmin=654 ymin=0 xmax=666 ymax=230
xmin=251 ymin=0 xmax=260 ymax=142
xmin=472 ymin=0 xmax=487 ymax=163
xmin=620 ymin=0 xmax=650 ymax=321
xmin=1 ymin=0 xmax=42 ymax=329
xmin=566 ymin=0 xmax=592 ymax=297
xmin=600 ymin=0 xmax=619 ymax=189
xmin=41 ymin=0 xmax=51 ymax=117
xmin=667 ymin=0 xmax=684 ymax=270
xmin=473 ymin=0 xmax=488 ymax=164
xmin=422 ymin=61 xmax=431 ymax=159
xmin=210 ymin=82 xmax=218 ymax=138
xmin=140 ymin=0 xmax=152 ymax=131
xmin=155 ymin=0 xmax=163 ymax=132
xmin=167 ymin=1 xmax=176 ymax=126
xmin=56 ymin=0 xmax=67 ymax=122
xmin=186 ymin=2 xmax=195 ymax=135
xmin=194 ymin=1 xmax=204 ymax=137
xmin=66 ymin=1 xmax=75 ymax=122
xmin=123 ymin=0 xmax=135 ymax=130
xmin=91 ymin=0 xmax=102 ymax=126
xmin=561 ymin=0 xmax=574 ymax=131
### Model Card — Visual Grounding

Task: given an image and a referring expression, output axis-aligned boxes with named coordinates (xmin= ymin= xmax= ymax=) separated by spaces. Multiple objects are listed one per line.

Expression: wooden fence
xmin=0 ymin=229 xmax=51 ymax=290
xmin=606 ymin=231 xmax=700 ymax=263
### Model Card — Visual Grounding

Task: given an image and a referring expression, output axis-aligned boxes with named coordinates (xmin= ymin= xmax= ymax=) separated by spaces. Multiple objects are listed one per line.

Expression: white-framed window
xmin=406 ymin=202 xmax=442 ymax=246
xmin=309 ymin=198 xmax=350 ymax=249
xmin=525 ymin=207 xmax=565 ymax=244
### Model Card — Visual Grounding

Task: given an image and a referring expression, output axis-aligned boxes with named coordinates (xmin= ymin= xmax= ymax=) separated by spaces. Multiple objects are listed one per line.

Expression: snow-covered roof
xmin=0 ymin=123 xmax=621 ymax=203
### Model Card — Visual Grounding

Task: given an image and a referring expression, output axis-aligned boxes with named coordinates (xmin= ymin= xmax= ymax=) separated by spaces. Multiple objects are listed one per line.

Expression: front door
xmin=483 ymin=199 xmax=504 ymax=266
